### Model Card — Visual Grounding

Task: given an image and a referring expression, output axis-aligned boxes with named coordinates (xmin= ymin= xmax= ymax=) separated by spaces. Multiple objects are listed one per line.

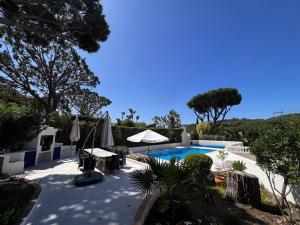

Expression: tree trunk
xmin=225 ymin=171 xmax=261 ymax=208
xmin=280 ymin=178 xmax=288 ymax=207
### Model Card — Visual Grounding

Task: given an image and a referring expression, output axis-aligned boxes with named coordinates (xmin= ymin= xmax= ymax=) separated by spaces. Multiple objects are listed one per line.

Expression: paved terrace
xmin=22 ymin=158 xmax=146 ymax=225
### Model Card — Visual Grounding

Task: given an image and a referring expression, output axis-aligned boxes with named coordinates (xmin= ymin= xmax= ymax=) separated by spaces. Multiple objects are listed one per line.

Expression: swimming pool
xmin=148 ymin=147 xmax=215 ymax=160
xmin=192 ymin=144 xmax=225 ymax=149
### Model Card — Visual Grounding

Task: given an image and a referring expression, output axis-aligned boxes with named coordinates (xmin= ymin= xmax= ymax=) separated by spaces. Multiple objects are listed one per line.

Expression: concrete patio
xmin=22 ymin=158 xmax=146 ymax=225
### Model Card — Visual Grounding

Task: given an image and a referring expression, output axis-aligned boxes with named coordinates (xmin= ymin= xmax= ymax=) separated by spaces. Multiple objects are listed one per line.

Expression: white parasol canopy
xmin=127 ymin=129 xmax=169 ymax=143
xmin=101 ymin=113 xmax=114 ymax=148
xmin=70 ymin=117 xmax=80 ymax=143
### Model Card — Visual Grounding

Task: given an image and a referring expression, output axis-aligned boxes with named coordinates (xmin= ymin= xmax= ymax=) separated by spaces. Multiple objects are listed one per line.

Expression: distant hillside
xmin=184 ymin=114 xmax=300 ymax=144
xmin=184 ymin=113 xmax=300 ymax=128
xmin=269 ymin=113 xmax=300 ymax=122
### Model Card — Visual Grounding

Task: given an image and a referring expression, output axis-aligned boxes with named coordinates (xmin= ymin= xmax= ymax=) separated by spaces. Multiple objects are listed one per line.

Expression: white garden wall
xmin=128 ymin=143 xmax=182 ymax=153
xmin=0 ymin=152 xmax=25 ymax=175
xmin=192 ymin=139 xmax=243 ymax=147
xmin=60 ymin=145 xmax=76 ymax=159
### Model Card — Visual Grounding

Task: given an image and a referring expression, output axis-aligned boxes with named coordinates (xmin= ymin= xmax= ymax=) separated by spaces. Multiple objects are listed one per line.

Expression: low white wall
xmin=1 ymin=153 xmax=24 ymax=175
xmin=6 ymin=151 xmax=25 ymax=162
xmin=54 ymin=142 xmax=63 ymax=147
xmin=129 ymin=143 xmax=181 ymax=153
xmin=192 ymin=139 xmax=243 ymax=147
xmin=60 ymin=145 xmax=76 ymax=159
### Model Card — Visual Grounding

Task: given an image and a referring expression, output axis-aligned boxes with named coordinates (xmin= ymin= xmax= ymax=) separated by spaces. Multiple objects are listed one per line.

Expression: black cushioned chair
xmin=106 ymin=155 xmax=120 ymax=173
xmin=78 ymin=150 xmax=95 ymax=172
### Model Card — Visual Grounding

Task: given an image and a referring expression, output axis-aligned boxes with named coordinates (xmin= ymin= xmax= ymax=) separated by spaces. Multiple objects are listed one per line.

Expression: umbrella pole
xmin=88 ymin=126 xmax=97 ymax=177
xmin=87 ymin=111 xmax=108 ymax=177
xmin=70 ymin=141 xmax=73 ymax=158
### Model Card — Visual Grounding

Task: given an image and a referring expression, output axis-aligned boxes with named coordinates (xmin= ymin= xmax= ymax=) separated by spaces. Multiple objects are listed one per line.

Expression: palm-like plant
xmin=128 ymin=108 xmax=136 ymax=120
xmin=131 ymin=157 xmax=194 ymax=221
xmin=121 ymin=112 xmax=125 ymax=120
xmin=131 ymin=157 xmax=194 ymax=197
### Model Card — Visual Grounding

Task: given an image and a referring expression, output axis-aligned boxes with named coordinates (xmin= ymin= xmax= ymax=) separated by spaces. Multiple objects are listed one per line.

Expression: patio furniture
xmin=118 ymin=151 xmax=126 ymax=167
xmin=84 ymin=148 xmax=118 ymax=173
xmin=74 ymin=112 xmax=114 ymax=187
xmin=127 ymin=129 xmax=169 ymax=155
xmin=78 ymin=150 xmax=95 ymax=172
xmin=84 ymin=148 xmax=117 ymax=158
xmin=106 ymin=154 xmax=120 ymax=173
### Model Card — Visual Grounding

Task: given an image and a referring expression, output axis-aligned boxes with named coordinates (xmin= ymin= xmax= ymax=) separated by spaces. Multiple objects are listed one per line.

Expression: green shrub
xmin=184 ymin=154 xmax=213 ymax=180
xmin=49 ymin=114 xmax=183 ymax=148
xmin=0 ymin=179 xmax=35 ymax=225
xmin=0 ymin=205 xmax=22 ymax=225
xmin=222 ymin=213 xmax=241 ymax=225
xmin=232 ymin=160 xmax=247 ymax=171
xmin=0 ymin=100 xmax=42 ymax=151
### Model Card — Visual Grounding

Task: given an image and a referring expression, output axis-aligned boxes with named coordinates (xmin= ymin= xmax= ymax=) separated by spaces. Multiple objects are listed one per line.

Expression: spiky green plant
xmin=232 ymin=160 xmax=247 ymax=172
xmin=131 ymin=157 xmax=193 ymax=195
xmin=130 ymin=157 xmax=194 ymax=221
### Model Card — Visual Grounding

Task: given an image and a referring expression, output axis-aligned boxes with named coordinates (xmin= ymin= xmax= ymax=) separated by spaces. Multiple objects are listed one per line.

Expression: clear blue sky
xmin=80 ymin=0 xmax=300 ymax=124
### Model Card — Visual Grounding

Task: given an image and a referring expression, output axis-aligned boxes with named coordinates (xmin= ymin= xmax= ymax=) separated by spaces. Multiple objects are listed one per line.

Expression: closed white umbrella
xmin=101 ymin=113 xmax=114 ymax=148
xmin=70 ymin=117 xmax=80 ymax=157
xmin=70 ymin=117 xmax=80 ymax=143
xmin=127 ymin=130 xmax=169 ymax=154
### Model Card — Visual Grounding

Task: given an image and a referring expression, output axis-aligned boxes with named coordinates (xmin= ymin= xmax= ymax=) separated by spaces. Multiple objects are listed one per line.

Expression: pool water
xmin=148 ymin=147 xmax=215 ymax=160
xmin=192 ymin=144 xmax=225 ymax=149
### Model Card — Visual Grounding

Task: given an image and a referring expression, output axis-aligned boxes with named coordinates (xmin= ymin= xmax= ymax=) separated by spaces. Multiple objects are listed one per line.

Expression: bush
xmin=48 ymin=114 xmax=183 ymax=148
xmin=195 ymin=122 xmax=211 ymax=136
xmin=222 ymin=212 xmax=241 ymax=225
xmin=112 ymin=126 xmax=183 ymax=146
xmin=184 ymin=154 xmax=213 ymax=180
xmin=232 ymin=160 xmax=247 ymax=171
xmin=0 ymin=179 xmax=35 ymax=225
xmin=0 ymin=100 xmax=42 ymax=152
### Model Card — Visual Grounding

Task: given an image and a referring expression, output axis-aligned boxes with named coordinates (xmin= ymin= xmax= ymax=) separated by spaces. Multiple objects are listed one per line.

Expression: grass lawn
xmin=0 ymin=176 xmax=36 ymax=225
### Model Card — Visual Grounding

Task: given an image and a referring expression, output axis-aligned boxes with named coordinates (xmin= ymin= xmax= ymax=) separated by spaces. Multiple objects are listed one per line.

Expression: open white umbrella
xmin=101 ymin=113 xmax=114 ymax=148
xmin=127 ymin=129 xmax=169 ymax=154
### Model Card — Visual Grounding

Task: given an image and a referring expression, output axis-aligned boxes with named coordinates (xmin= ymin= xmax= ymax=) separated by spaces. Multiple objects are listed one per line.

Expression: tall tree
xmin=121 ymin=112 xmax=126 ymax=121
xmin=67 ymin=89 xmax=111 ymax=117
xmin=0 ymin=36 xmax=99 ymax=115
xmin=167 ymin=109 xmax=181 ymax=128
xmin=152 ymin=109 xmax=181 ymax=128
xmin=187 ymin=88 xmax=242 ymax=132
xmin=0 ymin=0 xmax=110 ymax=52
xmin=127 ymin=108 xmax=136 ymax=121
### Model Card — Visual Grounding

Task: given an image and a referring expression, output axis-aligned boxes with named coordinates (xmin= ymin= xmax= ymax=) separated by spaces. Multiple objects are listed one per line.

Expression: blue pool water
xmin=192 ymin=144 xmax=225 ymax=149
xmin=148 ymin=147 xmax=215 ymax=160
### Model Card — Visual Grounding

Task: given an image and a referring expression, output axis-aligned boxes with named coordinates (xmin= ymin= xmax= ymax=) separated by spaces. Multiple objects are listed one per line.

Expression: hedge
xmin=50 ymin=116 xmax=183 ymax=148
xmin=112 ymin=126 xmax=183 ymax=147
